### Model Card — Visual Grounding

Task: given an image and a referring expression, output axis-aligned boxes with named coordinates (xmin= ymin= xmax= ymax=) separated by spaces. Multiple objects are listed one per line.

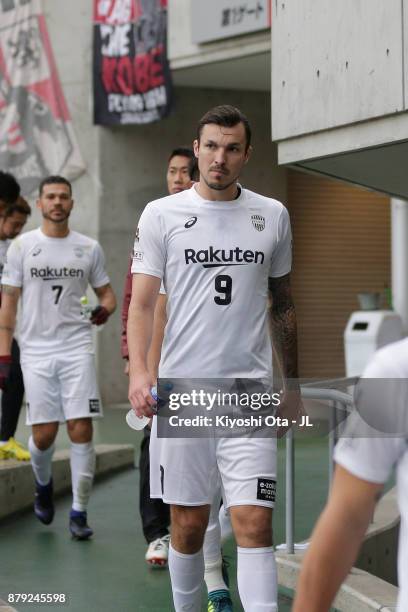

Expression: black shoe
xmin=69 ymin=511 xmax=93 ymax=540
xmin=34 ymin=479 xmax=54 ymax=525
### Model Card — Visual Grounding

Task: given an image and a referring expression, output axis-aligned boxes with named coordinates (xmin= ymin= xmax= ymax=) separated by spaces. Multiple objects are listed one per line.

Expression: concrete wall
xmin=168 ymin=0 xmax=271 ymax=69
xmin=272 ymin=0 xmax=405 ymax=142
xmin=41 ymin=0 xmax=101 ymax=238
xmin=98 ymin=87 xmax=287 ymax=403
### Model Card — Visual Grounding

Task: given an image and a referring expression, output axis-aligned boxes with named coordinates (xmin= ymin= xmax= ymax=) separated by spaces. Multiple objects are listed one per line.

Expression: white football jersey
xmin=334 ymin=337 xmax=408 ymax=612
xmin=131 ymin=185 xmax=292 ymax=378
xmin=2 ymin=228 xmax=110 ymax=357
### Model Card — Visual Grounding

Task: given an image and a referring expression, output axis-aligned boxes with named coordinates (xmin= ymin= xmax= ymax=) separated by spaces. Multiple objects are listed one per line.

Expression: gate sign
xmin=191 ymin=0 xmax=271 ymax=45
xmin=0 ymin=0 xmax=85 ymax=196
xmin=93 ymin=0 xmax=173 ymax=125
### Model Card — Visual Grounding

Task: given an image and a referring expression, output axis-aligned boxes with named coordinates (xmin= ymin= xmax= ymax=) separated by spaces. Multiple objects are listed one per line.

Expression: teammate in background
xmin=0 ymin=176 xmax=116 ymax=540
xmin=293 ymin=340 xmax=408 ymax=612
xmin=122 ymin=147 xmax=234 ymax=611
xmin=0 ymin=196 xmax=31 ymax=461
xmin=128 ymin=106 xmax=301 ymax=611
xmin=0 ymin=170 xmax=30 ymax=461
xmin=122 ymin=147 xmax=196 ymax=566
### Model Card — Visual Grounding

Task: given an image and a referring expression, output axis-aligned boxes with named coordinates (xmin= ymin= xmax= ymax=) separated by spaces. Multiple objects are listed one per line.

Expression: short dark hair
xmin=0 ymin=171 xmax=20 ymax=204
xmin=168 ymin=147 xmax=198 ymax=180
xmin=39 ymin=175 xmax=72 ymax=196
xmin=4 ymin=196 xmax=31 ymax=218
xmin=197 ymin=105 xmax=251 ymax=151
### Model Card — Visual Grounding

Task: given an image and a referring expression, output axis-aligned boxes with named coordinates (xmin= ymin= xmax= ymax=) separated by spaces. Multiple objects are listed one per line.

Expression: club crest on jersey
xmin=251 ymin=215 xmax=265 ymax=232
xmin=74 ymin=247 xmax=84 ymax=258
xmin=32 ymin=247 xmax=41 ymax=257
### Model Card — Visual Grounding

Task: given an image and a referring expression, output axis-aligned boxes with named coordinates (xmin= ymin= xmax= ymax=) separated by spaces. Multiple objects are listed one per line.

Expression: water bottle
xmin=126 ymin=386 xmax=158 ymax=431
xmin=80 ymin=295 xmax=93 ymax=320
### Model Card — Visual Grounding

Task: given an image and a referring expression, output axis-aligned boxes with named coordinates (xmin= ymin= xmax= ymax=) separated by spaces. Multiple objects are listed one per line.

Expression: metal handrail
xmin=284 ymin=380 xmax=356 ymax=554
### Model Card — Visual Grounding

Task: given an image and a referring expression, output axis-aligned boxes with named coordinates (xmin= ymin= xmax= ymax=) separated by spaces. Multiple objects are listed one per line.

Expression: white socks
xmin=219 ymin=504 xmax=233 ymax=543
xmin=237 ymin=546 xmax=278 ymax=612
xmin=70 ymin=441 xmax=95 ymax=512
xmin=29 ymin=436 xmax=54 ymax=485
xmin=203 ymin=503 xmax=229 ymax=594
xmin=169 ymin=543 xmax=204 ymax=611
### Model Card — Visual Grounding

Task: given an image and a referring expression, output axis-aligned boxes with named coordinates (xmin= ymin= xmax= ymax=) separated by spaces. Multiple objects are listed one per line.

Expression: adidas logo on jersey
xmin=30 ymin=267 xmax=84 ymax=279
xmin=185 ymin=246 xmax=265 ymax=267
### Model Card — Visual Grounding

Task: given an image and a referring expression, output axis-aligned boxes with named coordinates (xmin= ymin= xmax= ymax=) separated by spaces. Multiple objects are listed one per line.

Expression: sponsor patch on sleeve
xmin=133 ymin=251 xmax=144 ymax=262
xmin=89 ymin=399 xmax=100 ymax=414
xmin=257 ymin=478 xmax=276 ymax=502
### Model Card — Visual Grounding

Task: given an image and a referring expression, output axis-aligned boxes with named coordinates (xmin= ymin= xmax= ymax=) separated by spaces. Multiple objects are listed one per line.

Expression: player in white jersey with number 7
xmin=128 ymin=105 xmax=303 ymax=611
xmin=0 ymin=176 xmax=116 ymax=540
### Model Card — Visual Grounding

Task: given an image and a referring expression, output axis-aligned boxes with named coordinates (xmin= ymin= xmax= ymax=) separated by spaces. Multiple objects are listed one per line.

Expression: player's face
xmin=0 ymin=211 xmax=28 ymax=239
xmin=37 ymin=183 xmax=73 ymax=223
xmin=166 ymin=155 xmax=193 ymax=194
xmin=194 ymin=122 xmax=251 ymax=192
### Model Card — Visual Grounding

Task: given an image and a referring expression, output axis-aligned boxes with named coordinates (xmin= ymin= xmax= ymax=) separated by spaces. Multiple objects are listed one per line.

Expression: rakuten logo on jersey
xmin=30 ymin=267 xmax=84 ymax=280
xmin=185 ymin=246 xmax=265 ymax=268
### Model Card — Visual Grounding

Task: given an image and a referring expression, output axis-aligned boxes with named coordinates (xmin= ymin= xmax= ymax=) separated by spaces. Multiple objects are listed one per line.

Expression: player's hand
xmin=276 ymin=389 xmax=306 ymax=438
xmin=90 ymin=305 xmax=110 ymax=326
xmin=128 ymin=370 xmax=156 ymax=418
xmin=0 ymin=355 xmax=12 ymax=390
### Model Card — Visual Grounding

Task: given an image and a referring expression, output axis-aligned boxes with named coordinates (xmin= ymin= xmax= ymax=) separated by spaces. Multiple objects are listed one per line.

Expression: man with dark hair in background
xmin=0 ymin=170 xmax=31 ymax=461
xmin=0 ymin=194 xmax=31 ymax=460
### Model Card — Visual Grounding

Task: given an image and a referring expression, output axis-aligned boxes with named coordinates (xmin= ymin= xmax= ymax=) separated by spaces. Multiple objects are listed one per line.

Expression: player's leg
xmin=149 ymin=419 xmax=218 ymax=610
xmin=22 ymin=356 xmax=61 ymax=525
xmin=59 ymin=354 xmax=100 ymax=540
xmin=203 ymin=490 xmax=233 ymax=611
xmin=217 ymin=435 xmax=278 ymax=612
xmin=0 ymin=339 xmax=29 ymax=460
xmin=170 ymin=504 xmax=210 ymax=612
xmin=230 ymin=505 xmax=277 ymax=612
xmin=30 ymin=422 xmax=59 ymax=524
xmin=139 ymin=427 xmax=170 ymax=567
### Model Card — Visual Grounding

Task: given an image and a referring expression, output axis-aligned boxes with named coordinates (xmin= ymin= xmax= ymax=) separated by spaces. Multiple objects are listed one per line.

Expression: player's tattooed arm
xmin=268 ymin=273 xmax=298 ymax=382
xmin=0 ymin=285 xmax=21 ymax=354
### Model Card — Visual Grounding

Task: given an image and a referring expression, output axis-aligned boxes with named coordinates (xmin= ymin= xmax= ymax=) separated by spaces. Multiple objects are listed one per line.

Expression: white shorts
xmin=21 ymin=353 xmax=103 ymax=425
xmin=150 ymin=417 xmax=277 ymax=509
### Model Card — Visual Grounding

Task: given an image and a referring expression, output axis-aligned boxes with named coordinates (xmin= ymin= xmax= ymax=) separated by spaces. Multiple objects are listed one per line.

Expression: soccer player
xmin=0 ymin=175 xmax=116 ymax=540
xmin=0 ymin=196 xmax=31 ymax=461
xmin=293 ymin=340 xmax=408 ymax=612
xmin=122 ymin=148 xmax=234 ymax=610
xmin=122 ymin=147 xmax=197 ymax=565
xmin=128 ymin=105 xmax=301 ymax=611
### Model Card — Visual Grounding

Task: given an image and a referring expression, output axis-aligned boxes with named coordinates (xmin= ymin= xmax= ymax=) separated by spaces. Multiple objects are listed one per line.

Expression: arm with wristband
xmin=0 ymin=285 xmax=20 ymax=389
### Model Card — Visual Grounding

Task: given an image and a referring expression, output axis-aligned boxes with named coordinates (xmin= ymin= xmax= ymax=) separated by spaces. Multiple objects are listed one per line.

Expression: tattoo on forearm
xmin=268 ymin=274 xmax=298 ymax=379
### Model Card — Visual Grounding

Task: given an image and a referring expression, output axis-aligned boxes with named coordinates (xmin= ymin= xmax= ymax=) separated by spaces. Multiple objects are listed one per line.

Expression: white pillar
xmin=391 ymin=198 xmax=408 ymax=333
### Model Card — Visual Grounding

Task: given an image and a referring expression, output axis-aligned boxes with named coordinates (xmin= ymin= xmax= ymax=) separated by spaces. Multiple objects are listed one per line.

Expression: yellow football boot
xmin=2 ymin=438 xmax=30 ymax=461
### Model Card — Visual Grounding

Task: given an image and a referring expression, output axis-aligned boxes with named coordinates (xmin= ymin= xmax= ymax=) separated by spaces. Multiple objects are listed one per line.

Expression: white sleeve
xmin=334 ymin=354 xmax=408 ymax=484
xmin=89 ymin=242 xmax=110 ymax=288
xmin=269 ymin=205 xmax=292 ymax=278
xmin=1 ymin=239 xmax=23 ymax=287
xmin=131 ymin=203 xmax=165 ymax=280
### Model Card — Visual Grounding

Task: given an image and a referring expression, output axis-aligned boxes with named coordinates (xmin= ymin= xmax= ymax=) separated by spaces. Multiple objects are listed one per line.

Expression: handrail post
xmin=285 ymin=427 xmax=295 ymax=554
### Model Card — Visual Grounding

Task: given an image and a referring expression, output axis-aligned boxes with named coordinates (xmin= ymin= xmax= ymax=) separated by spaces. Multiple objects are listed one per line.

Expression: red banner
xmin=93 ymin=0 xmax=173 ymax=125
xmin=0 ymin=0 xmax=85 ymax=195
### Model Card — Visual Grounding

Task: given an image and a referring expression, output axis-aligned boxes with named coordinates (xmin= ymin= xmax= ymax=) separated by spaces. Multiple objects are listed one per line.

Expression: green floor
xmin=0 ymin=407 xmax=332 ymax=611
